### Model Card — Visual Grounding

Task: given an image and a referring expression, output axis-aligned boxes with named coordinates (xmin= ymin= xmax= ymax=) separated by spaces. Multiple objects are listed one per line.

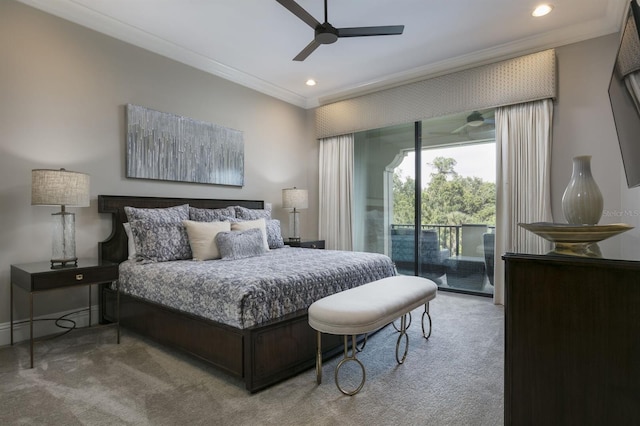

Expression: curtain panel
xmin=494 ymin=99 xmax=554 ymax=304
xmin=319 ymin=134 xmax=354 ymax=250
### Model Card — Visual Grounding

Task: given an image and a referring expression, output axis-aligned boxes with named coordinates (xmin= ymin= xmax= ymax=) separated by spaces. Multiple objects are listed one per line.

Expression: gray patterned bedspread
xmin=118 ymin=247 xmax=396 ymax=329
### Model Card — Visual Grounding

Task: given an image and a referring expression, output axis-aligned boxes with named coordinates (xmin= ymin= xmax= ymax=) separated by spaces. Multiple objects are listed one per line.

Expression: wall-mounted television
xmin=609 ymin=0 xmax=640 ymax=188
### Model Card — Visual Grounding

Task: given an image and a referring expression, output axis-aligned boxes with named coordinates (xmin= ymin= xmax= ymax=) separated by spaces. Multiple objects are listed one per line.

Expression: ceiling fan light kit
xmin=276 ymin=0 xmax=404 ymax=61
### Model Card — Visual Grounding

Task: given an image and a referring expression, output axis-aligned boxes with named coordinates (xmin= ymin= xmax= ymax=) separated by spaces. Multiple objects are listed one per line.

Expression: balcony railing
xmin=392 ymin=224 xmax=495 ymax=255
xmin=390 ymin=223 xmax=495 ymax=295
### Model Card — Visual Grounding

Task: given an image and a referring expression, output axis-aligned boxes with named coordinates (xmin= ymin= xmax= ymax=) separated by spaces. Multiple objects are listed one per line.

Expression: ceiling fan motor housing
xmin=467 ymin=111 xmax=485 ymax=127
xmin=316 ymin=24 xmax=339 ymax=44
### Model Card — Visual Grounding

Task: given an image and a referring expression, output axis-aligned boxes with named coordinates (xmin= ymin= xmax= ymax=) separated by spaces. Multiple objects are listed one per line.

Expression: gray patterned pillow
xmin=124 ymin=204 xmax=189 ymax=222
xmin=234 ymin=205 xmax=272 ymax=220
xmin=265 ymin=219 xmax=285 ymax=249
xmin=222 ymin=216 xmax=283 ymax=249
xmin=124 ymin=204 xmax=191 ymax=262
xmin=129 ymin=219 xmax=192 ymax=262
xmin=189 ymin=206 xmax=236 ymax=222
xmin=215 ymin=228 xmax=268 ymax=260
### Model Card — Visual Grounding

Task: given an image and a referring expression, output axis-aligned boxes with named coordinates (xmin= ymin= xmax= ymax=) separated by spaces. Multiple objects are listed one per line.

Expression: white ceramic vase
xmin=561 ymin=155 xmax=603 ymax=225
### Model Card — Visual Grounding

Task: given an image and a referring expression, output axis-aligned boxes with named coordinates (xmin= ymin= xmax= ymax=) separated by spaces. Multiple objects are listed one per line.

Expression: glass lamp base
xmin=289 ymin=210 xmax=301 ymax=241
xmin=51 ymin=211 xmax=77 ymax=269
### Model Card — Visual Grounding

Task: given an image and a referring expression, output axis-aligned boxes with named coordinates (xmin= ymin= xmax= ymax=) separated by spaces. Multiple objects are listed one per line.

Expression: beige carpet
xmin=0 ymin=292 xmax=504 ymax=425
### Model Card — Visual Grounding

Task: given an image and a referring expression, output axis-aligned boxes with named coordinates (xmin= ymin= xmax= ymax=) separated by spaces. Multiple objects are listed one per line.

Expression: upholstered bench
xmin=308 ymin=275 xmax=437 ymax=395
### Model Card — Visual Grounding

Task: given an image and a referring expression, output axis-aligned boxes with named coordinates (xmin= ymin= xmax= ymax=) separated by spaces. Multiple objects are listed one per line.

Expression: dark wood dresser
xmin=503 ymin=252 xmax=640 ymax=425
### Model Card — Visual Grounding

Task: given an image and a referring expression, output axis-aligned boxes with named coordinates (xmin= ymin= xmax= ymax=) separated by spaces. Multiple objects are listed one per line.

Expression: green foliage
xmin=393 ymin=156 xmax=496 ymax=227
xmin=393 ymin=171 xmax=415 ymax=225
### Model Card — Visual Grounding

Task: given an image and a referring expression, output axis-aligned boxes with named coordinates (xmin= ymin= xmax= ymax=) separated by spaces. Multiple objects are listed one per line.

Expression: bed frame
xmin=97 ymin=195 xmax=346 ymax=392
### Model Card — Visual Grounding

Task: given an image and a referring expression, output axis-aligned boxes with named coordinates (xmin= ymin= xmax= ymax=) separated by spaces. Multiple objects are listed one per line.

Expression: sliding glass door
xmin=353 ymin=111 xmax=496 ymax=296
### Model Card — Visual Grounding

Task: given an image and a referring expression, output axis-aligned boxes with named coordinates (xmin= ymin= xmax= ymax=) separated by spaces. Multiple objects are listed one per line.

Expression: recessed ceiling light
xmin=532 ymin=4 xmax=553 ymax=17
xmin=306 ymin=79 xmax=317 ymax=86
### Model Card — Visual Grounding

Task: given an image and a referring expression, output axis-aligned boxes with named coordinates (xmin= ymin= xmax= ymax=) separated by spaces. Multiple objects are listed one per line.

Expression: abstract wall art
xmin=126 ymin=104 xmax=244 ymax=186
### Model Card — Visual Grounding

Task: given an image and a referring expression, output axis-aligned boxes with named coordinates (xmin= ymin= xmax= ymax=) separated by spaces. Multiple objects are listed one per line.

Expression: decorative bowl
xmin=518 ymin=222 xmax=634 ymax=257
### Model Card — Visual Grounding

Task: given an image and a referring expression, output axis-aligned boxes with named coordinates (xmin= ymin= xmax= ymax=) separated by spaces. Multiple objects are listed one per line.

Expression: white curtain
xmin=494 ymin=99 xmax=554 ymax=304
xmin=319 ymin=134 xmax=354 ymax=250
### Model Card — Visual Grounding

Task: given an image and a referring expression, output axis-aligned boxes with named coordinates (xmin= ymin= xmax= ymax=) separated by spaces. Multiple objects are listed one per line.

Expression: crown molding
xmin=18 ymin=0 xmax=629 ymax=110
xmin=314 ymin=4 xmax=627 ymax=107
xmin=16 ymin=0 xmax=309 ymax=108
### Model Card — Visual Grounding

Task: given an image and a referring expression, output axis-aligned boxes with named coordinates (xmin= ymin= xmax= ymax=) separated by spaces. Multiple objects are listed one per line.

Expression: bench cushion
xmin=308 ymin=276 xmax=437 ymax=335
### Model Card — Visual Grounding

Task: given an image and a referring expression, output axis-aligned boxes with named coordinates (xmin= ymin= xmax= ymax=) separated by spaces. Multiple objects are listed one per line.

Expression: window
xmin=353 ymin=111 xmax=496 ymax=296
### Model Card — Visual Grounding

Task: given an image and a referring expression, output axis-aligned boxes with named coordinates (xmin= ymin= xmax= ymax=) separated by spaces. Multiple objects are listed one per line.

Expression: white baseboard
xmin=0 ymin=305 xmax=100 ymax=347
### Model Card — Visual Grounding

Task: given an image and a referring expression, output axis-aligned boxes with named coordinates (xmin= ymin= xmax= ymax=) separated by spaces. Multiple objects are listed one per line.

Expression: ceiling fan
xmin=276 ymin=0 xmax=405 ymax=61
xmin=452 ymin=111 xmax=495 ymax=134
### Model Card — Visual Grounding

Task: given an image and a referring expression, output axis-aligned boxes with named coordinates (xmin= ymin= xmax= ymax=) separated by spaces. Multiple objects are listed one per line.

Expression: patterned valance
xmin=315 ymin=49 xmax=557 ymax=138
xmin=616 ymin=12 xmax=640 ymax=77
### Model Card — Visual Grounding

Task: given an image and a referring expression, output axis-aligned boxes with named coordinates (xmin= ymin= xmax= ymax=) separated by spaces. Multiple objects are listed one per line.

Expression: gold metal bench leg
xmin=395 ymin=313 xmax=409 ymax=364
xmin=316 ymin=331 xmax=322 ymax=384
xmin=421 ymin=302 xmax=433 ymax=339
xmin=392 ymin=311 xmax=412 ymax=332
xmin=335 ymin=334 xmax=366 ymax=396
xmin=356 ymin=333 xmax=367 ymax=352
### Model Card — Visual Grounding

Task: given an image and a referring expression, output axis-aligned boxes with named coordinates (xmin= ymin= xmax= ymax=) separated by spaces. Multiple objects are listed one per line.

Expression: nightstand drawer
xmin=11 ymin=260 xmax=119 ymax=292
xmin=287 ymin=240 xmax=325 ymax=249
xmin=30 ymin=267 xmax=117 ymax=291
xmin=300 ymin=240 xmax=325 ymax=249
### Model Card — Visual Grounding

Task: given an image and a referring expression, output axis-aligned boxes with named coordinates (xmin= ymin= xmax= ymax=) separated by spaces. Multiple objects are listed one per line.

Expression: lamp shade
xmin=32 ymin=169 xmax=90 ymax=207
xmin=282 ymin=187 xmax=308 ymax=209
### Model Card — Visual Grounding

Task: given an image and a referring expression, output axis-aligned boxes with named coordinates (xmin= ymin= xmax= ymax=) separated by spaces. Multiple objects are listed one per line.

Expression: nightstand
xmin=10 ymin=258 xmax=120 ymax=368
xmin=286 ymin=240 xmax=325 ymax=249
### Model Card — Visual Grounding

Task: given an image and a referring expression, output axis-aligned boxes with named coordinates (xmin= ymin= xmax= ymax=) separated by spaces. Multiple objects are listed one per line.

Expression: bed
xmin=97 ymin=195 xmax=395 ymax=392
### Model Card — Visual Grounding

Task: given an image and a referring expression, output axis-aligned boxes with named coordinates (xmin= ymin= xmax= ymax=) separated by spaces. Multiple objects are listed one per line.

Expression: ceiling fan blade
xmin=276 ymin=0 xmax=321 ymax=29
xmin=337 ymin=25 xmax=404 ymax=37
xmin=452 ymin=123 xmax=469 ymax=134
xmin=293 ymin=39 xmax=322 ymax=61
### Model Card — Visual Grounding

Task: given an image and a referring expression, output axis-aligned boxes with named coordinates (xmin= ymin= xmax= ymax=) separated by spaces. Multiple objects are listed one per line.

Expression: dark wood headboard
xmin=98 ymin=195 xmax=264 ymax=264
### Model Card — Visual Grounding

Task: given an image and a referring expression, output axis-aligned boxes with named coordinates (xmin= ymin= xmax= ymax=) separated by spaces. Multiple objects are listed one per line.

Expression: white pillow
xmin=183 ymin=220 xmax=231 ymax=261
xmin=123 ymin=222 xmax=136 ymax=260
xmin=231 ymin=218 xmax=269 ymax=251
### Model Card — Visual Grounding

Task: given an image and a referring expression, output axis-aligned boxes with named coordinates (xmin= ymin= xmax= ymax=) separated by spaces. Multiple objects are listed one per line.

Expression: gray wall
xmin=0 ymin=1 xmax=316 ymax=333
xmin=553 ymin=34 xmax=640 ymax=254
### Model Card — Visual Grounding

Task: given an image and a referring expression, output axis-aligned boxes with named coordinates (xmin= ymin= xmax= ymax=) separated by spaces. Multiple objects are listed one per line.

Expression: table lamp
xmin=282 ymin=187 xmax=308 ymax=242
xmin=32 ymin=168 xmax=90 ymax=268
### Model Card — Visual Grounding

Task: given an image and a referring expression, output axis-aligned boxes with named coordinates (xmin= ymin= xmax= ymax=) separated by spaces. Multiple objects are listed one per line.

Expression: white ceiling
xmin=18 ymin=0 xmax=629 ymax=109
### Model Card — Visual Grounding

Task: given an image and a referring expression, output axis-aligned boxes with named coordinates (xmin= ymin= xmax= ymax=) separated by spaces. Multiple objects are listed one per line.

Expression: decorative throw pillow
xmin=182 ymin=220 xmax=231 ymax=261
xmin=128 ymin=219 xmax=192 ymax=262
xmin=230 ymin=218 xmax=269 ymax=251
xmin=189 ymin=206 xmax=236 ymax=222
xmin=124 ymin=204 xmax=189 ymax=222
xmin=234 ymin=204 xmax=272 ymax=220
xmin=265 ymin=219 xmax=285 ymax=249
xmin=123 ymin=222 xmax=137 ymax=260
xmin=215 ymin=228 xmax=268 ymax=260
